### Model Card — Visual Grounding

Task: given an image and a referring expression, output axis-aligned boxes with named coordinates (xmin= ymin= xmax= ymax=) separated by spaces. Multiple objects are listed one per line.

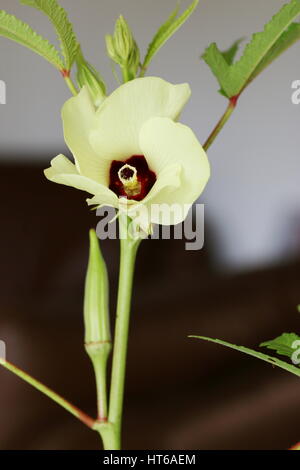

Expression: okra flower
xmin=45 ymin=77 xmax=210 ymax=232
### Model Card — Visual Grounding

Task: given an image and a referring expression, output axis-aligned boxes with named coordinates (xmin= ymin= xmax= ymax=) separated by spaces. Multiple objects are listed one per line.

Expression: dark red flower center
xmin=109 ymin=155 xmax=156 ymax=201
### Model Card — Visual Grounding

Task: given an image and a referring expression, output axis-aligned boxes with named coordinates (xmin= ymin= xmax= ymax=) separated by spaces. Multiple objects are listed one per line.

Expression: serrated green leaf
xmin=202 ymin=43 xmax=233 ymax=96
xmin=260 ymin=332 xmax=300 ymax=359
xmin=0 ymin=10 xmax=63 ymax=69
xmin=190 ymin=336 xmax=300 ymax=377
xmin=203 ymin=0 xmax=300 ymax=98
xmin=222 ymin=38 xmax=244 ymax=65
xmin=145 ymin=0 xmax=180 ymax=63
xmin=250 ymin=22 xmax=300 ymax=81
xmin=142 ymin=0 xmax=199 ymax=73
xmin=20 ymin=0 xmax=79 ymax=70
xmin=232 ymin=0 xmax=300 ymax=92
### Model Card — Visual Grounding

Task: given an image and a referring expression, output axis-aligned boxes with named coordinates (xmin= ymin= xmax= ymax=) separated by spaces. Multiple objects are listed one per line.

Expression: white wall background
xmin=0 ymin=0 xmax=300 ymax=271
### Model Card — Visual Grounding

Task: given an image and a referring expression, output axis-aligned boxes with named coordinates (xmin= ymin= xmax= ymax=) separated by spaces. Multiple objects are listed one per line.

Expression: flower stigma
xmin=117 ymin=164 xmax=141 ymax=198
xmin=109 ymin=155 xmax=156 ymax=201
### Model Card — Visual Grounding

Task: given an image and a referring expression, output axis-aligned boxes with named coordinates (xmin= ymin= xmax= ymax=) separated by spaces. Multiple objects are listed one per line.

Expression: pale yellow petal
xmin=89 ymin=77 xmax=191 ymax=162
xmin=62 ymin=86 xmax=109 ymax=184
xmin=44 ymin=154 xmax=118 ymax=207
xmin=139 ymin=117 xmax=210 ymax=225
xmin=129 ymin=164 xmax=183 ymax=227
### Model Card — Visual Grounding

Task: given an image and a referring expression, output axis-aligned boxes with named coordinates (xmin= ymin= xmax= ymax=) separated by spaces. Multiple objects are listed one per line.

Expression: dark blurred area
xmin=0 ymin=160 xmax=299 ymax=450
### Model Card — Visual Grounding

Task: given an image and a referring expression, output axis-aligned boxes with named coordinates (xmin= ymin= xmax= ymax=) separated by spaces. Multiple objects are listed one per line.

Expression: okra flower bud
xmin=84 ymin=229 xmax=111 ymax=351
xmin=76 ymin=49 xmax=106 ymax=107
xmin=105 ymin=15 xmax=140 ymax=77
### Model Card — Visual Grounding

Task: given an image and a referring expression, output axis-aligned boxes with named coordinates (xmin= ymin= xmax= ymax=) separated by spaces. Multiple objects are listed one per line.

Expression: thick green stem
xmin=107 ymin=215 xmax=140 ymax=450
xmin=203 ymin=96 xmax=239 ymax=151
xmin=94 ymin=421 xmax=119 ymax=450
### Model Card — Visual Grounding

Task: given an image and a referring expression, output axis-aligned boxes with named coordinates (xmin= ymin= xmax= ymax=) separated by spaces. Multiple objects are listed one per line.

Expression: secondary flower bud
xmin=76 ymin=49 xmax=106 ymax=107
xmin=105 ymin=34 xmax=119 ymax=64
xmin=84 ymin=229 xmax=111 ymax=348
xmin=105 ymin=15 xmax=140 ymax=77
xmin=115 ymin=15 xmax=133 ymax=60
xmin=128 ymin=40 xmax=140 ymax=77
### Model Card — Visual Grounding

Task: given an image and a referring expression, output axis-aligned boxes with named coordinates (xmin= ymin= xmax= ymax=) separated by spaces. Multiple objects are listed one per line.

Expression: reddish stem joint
xmin=229 ymin=94 xmax=240 ymax=108
xmin=60 ymin=69 xmax=71 ymax=78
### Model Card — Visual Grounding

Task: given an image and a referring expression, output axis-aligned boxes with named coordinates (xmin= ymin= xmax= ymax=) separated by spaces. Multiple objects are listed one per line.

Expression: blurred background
xmin=0 ymin=0 xmax=300 ymax=450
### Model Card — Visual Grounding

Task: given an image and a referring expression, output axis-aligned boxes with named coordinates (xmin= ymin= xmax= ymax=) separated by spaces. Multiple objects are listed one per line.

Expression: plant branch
xmin=0 ymin=359 xmax=95 ymax=428
xmin=61 ymin=69 xmax=78 ymax=96
xmin=203 ymin=95 xmax=240 ymax=151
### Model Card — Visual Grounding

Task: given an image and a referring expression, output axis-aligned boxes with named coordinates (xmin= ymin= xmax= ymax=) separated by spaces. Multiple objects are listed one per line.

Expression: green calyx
xmin=76 ymin=48 xmax=106 ymax=106
xmin=106 ymin=15 xmax=140 ymax=80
